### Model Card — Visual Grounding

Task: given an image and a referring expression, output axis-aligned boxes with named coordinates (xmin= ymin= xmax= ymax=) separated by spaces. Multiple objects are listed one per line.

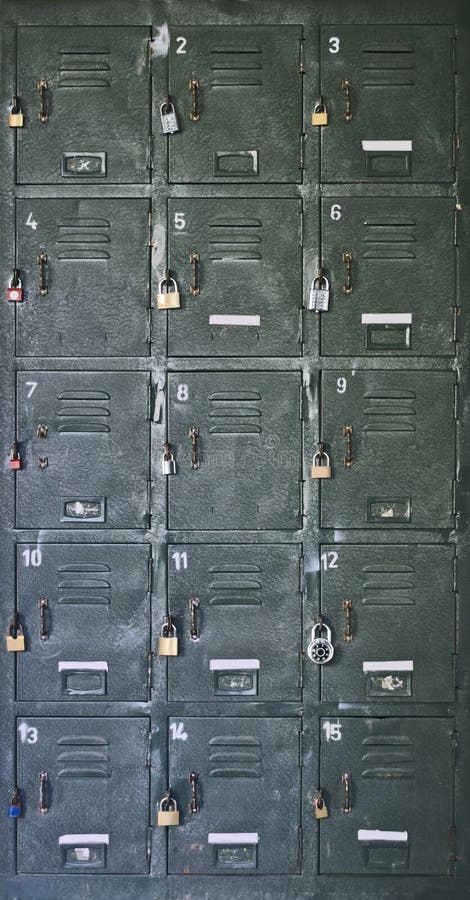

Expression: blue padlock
xmin=8 ymin=788 xmax=21 ymax=818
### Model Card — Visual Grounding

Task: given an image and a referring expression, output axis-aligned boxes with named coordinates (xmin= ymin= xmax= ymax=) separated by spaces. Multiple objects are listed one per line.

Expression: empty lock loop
xmin=157 ymin=270 xmax=181 ymax=309
xmin=311 ymin=443 xmax=332 ymax=479
xmin=307 ymin=618 xmax=334 ymax=665
xmin=157 ymin=792 xmax=180 ymax=826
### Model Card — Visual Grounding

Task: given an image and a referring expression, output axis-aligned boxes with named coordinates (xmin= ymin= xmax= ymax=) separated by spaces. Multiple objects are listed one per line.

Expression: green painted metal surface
xmin=0 ymin=0 xmax=469 ymax=898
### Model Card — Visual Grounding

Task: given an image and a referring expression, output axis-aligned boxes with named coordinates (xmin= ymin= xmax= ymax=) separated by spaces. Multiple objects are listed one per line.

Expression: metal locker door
xmin=166 ymin=543 xmax=302 ymax=701
xmin=16 ymin=717 xmax=150 ymax=873
xmin=319 ymin=25 xmax=454 ymax=182
xmin=320 ymin=370 xmax=456 ymax=529
xmin=16 ymin=543 xmax=151 ymax=702
xmin=167 ymin=717 xmax=302 ymax=874
xmin=317 ymin=544 xmax=455 ymax=703
xmin=15 ymin=371 xmax=150 ymax=529
xmin=166 ymin=371 xmax=302 ymax=530
xmin=166 ymin=198 xmax=303 ymax=357
xmin=16 ymin=27 xmax=151 ymax=184
xmin=167 ymin=26 xmax=303 ymax=183
xmin=15 ymin=199 xmax=150 ymax=357
xmin=318 ymin=197 xmax=455 ymax=357
xmin=319 ymin=717 xmax=454 ymax=874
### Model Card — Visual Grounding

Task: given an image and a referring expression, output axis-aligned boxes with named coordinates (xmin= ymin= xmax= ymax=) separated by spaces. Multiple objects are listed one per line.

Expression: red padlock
xmin=9 ymin=442 xmax=22 ymax=471
xmin=6 ymin=270 xmax=23 ymax=303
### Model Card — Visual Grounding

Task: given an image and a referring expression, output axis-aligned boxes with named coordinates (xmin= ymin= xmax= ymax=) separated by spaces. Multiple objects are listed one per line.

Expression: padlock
xmin=311 ymin=446 xmax=332 ymax=479
xmin=9 ymin=442 xmax=22 ymax=471
xmin=160 ymin=97 xmax=180 ymax=134
xmin=8 ymin=98 xmax=24 ymax=128
xmin=309 ymin=273 xmax=330 ymax=312
xmin=6 ymin=271 xmax=23 ymax=303
xmin=314 ymin=790 xmax=329 ymax=820
xmin=8 ymin=789 xmax=22 ymax=818
xmin=312 ymin=100 xmax=328 ymax=126
xmin=6 ymin=620 xmax=26 ymax=652
xmin=158 ymin=618 xmax=179 ymax=656
xmin=157 ymin=274 xmax=181 ymax=310
xmin=162 ymin=446 xmax=177 ymax=475
xmin=307 ymin=621 xmax=334 ymax=665
xmin=157 ymin=794 xmax=180 ymax=826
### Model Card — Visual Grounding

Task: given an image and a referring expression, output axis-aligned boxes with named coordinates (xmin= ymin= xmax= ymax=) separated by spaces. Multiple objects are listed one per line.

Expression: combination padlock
xmin=8 ymin=97 xmax=24 ymax=128
xmin=312 ymin=100 xmax=328 ymax=126
xmin=157 ymin=273 xmax=181 ymax=310
xmin=158 ymin=617 xmax=178 ymax=656
xmin=162 ymin=444 xmax=177 ymax=475
xmin=307 ymin=621 xmax=334 ymax=665
xmin=160 ymin=97 xmax=179 ymax=134
xmin=6 ymin=271 xmax=23 ymax=303
xmin=8 ymin=788 xmax=22 ymax=818
xmin=311 ymin=445 xmax=332 ymax=479
xmin=6 ymin=619 xmax=26 ymax=652
xmin=157 ymin=794 xmax=180 ymax=826
xmin=309 ymin=273 xmax=330 ymax=312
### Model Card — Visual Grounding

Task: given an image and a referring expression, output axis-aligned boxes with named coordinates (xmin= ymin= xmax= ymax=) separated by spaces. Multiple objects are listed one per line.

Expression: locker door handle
xmin=36 ymin=79 xmax=49 ymax=123
xmin=341 ymin=772 xmax=352 ymax=813
xmin=37 ymin=253 xmax=48 ymax=296
xmin=342 ymin=599 xmax=353 ymax=642
xmin=189 ymin=252 xmax=200 ymax=295
xmin=189 ymin=597 xmax=200 ymax=641
xmin=341 ymin=79 xmax=352 ymax=121
xmin=342 ymin=251 xmax=353 ymax=294
xmin=342 ymin=424 xmax=353 ymax=467
xmin=38 ymin=772 xmax=49 ymax=813
xmin=189 ymin=771 xmax=200 ymax=813
xmin=38 ymin=597 xmax=49 ymax=641
xmin=189 ymin=79 xmax=200 ymax=122
xmin=189 ymin=425 xmax=201 ymax=469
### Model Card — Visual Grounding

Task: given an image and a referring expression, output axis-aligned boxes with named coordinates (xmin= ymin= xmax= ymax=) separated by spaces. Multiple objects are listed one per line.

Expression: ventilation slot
xmin=363 ymin=391 xmax=416 ymax=433
xmin=58 ymin=50 xmax=111 ymax=88
xmin=57 ymin=391 xmax=111 ymax=434
xmin=58 ymin=562 xmax=111 ymax=605
xmin=363 ymin=218 xmax=416 ymax=260
xmin=208 ymin=735 xmax=262 ymax=778
xmin=361 ymin=44 xmax=415 ymax=87
xmin=361 ymin=562 xmax=415 ymax=605
xmin=57 ymin=218 xmax=110 ymax=260
xmin=209 ymin=47 xmax=262 ymax=87
xmin=209 ymin=391 xmax=262 ymax=435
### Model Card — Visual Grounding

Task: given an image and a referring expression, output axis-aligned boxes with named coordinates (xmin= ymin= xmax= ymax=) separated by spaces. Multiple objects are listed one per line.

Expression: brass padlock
xmin=157 ymin=273 xmax=181 ymax=310
xmin=157 ymin=794 xmax=180 ymax=826
xmin=158 ymin=617 xmax=178 ymax=656
xmin=312 ymin=100 xmax=328 ymax=126
xmin=314 ymin=790 xmax=329 ymax=820
xmin=311 ymin=445 xmax=332 ymax=479
xmin=8 ymin=97 xmax=24 ymax=128
xmin=6 ymin=619 xmax=26 ymax=652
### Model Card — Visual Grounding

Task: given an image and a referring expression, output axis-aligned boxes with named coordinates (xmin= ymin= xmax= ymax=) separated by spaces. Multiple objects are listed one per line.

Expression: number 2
xmin=176 ymin=36 xmax=187 ymax=54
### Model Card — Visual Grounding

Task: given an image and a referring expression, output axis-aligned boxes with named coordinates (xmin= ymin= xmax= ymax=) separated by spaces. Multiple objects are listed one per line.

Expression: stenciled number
xmin=336 ymin=377 xmax=347 ymax=394
xmin=176 ymin=36 xmax=187 ymax=54
xmin=26 ymin=381 xmax=37 ymax=398
xmin=176 ymin=383 xmax=189 ymax=402
xmin=174 ymin=212 xmax=186 ymax=231
xmin=18 ymin=722 xmax=38 ymax=744
xmin=321 ymin=550 xmax=339 ymax=571
xmin=172 ymin=551 xmax=188 ymax=571
xmin=322 ymin=720 xmax=342 ymax=741
xmin=170 ymin=722 xmax=188 ymax=741
xmin=330 ymin=204 xmax=342 ymax=221
xmin=328 ymin=36 xmax=340 ymax=53
xmin=21 ymin=547 xmax=42 ymax=568
xmin=26 ymin=211 xmax=38 ymax=231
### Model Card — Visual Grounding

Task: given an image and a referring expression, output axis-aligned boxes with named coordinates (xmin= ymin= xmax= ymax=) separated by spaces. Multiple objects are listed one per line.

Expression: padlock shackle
xmin=159 ymin=274 xmax=178 ymax=294
xmin=314 ymin=272 xmax=329 ymax=291
xmin=9 ymin=269 xmax=22 ymax=289
xmin=160 ymin=97 xmax=175 ymax=116
xmin=160 ymin=793 xmax=177 ymax=812
xmin=161 ymin=617 xmax=177 ymax=638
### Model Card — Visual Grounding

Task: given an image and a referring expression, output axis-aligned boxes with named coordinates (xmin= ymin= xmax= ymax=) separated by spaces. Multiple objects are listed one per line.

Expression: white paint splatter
xmin=150 ymin=24 xmax=170 ymax=58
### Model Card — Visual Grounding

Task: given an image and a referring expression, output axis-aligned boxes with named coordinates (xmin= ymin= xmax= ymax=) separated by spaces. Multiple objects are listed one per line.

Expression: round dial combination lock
xmin=307 ymin=621 xmax=335 ymax=665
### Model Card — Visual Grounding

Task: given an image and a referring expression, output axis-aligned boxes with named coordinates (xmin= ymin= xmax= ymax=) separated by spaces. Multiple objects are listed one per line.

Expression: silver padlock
xmin=307 ymin=620 xmax=335 ymax=665
xmin=160 ymin=96 xmax=179 ymax=134
xmin=162 ymin=444 xmax=177 ymax=475
xmin=309 ymin=272 xmax=330 ymax=312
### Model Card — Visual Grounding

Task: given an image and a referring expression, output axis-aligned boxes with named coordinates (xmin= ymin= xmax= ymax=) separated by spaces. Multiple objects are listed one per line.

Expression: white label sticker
xmin=58 ymin=661 xmax=108 ymax=671
xmin=210 ymin=659 xmax=260 ymax=670
xmin=363 ymin=660 xmax=413 ymax=672
xmin=209 ymin=315 xmax=261 ymax=327
xmin=358 ymin=830 xmax=408 ymax=842
xmin=361 ymin=313 xmax=412 ymax=325
xmin=362 ymin=140 xmax=412 ymax=152
xmin=208 ymin=832 xmax=259 ymax=845
xmin=59 ymin=834 xmax=110 ymax=845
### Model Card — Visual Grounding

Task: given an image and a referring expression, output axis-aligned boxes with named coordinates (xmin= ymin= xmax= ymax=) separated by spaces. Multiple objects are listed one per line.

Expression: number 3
xmin=329 ymin=36 xmax=340 ymax=53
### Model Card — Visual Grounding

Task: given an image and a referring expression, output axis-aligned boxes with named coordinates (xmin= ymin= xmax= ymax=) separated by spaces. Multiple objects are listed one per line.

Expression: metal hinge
xmin=454 ymin=382 xmax=459 ymax=420
xmin=454 ymin=198 xmax=461 ymax=246
xmin=146 ymin=826 xmax=153 ymax=863
xmin=299 ymin=650 xmax=304 ymax=690
xmin=146 ymin=134 xmax=154 ymax=171
xmin=452 ymin=33 xmax=458 ymax=74
xmin=147 ymin=550 xmax=154 ymax=592
xmin=299 ymin=209 xmax=304 ymax=247
xmin=147 ymin=479 xmax=152 ymax=524
xmin=451 ymin=729 xmax=458 ymax=766
xmin=452 ymin=480 xmax=458 ymax=519
xmin=453 ymin=554 xmax=458 ymax=592
xmin=147 ymin=382 xmax=153 ymax=419
xmin=299 ymin=480 xmax=304 ymax=521
xmin=299 ymin=554 xmax=305 ymax=593
xmin=299 ymin=133 xmax=305 ymax=170
xmin=298 ymin=730 xmax=304 ymax=766
xmin=299 ymin=40 xmax=305 ymax=74
xmin=297 ymin=826 xmax=303 ymax=866
xmin=448 ymin=825 xmax=456 ymax=874
xmin=147 ymin=652 xmax=154 ymax=699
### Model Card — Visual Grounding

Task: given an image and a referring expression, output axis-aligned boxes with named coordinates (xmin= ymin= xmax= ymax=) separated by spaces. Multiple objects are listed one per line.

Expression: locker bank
xmin=1 ymin=1 xmax=469 ymax=898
